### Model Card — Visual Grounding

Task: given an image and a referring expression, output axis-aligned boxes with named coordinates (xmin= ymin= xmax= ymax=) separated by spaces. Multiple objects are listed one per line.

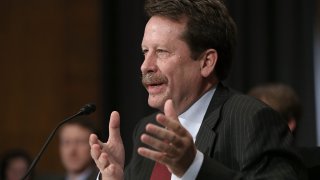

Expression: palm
xmin=104 ymin=135 xmax=125 ymax=168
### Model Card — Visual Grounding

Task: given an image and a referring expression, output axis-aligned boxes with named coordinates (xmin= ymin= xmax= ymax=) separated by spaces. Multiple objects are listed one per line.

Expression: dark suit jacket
xmin=125 ymin=83 xmax=307 ymax=179
xmin=297 ymin=146 xmax=320 ymax=180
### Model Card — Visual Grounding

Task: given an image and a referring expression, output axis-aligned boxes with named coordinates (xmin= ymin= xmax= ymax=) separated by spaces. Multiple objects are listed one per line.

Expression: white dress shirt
xmin=171 ymin=88 xmax=215 ymax=180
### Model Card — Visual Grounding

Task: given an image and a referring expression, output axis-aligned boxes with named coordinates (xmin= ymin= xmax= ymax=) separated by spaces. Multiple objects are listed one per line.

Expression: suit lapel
xmin=195 ymin=83 xmax=233 ymax=155
xmin=195 ymin=107 xmax=221 ymax=154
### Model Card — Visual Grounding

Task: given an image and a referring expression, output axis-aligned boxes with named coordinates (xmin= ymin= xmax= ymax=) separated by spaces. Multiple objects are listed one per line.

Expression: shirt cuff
xmin=96 ymin=171 xmax=101 ymax=180
xmin=171 ymin=150 xmax=204 ymax=180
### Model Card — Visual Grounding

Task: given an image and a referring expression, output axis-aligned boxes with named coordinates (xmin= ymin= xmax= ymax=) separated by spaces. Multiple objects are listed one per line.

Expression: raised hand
xmin=89 ymin=111 xmax=125 ymax=180
xmin=138 ymin=99 xmax=197 ymax=177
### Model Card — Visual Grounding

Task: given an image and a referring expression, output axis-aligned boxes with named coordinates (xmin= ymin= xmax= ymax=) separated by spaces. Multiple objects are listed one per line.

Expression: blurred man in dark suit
xmin=58 ymin=118 xmax=99 ymax=180
xmin=249 ymin=83 xmax=320 ymax=180
xmin=89 ymin=0 xmax=307 ymax=179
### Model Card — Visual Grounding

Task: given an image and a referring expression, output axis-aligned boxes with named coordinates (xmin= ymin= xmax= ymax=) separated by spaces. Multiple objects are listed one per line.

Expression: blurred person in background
xmin=36 ymin=117 xmax=100 ymax=180
xmin=248 ymin=83 xmax=301 ymax=133
xmin=248 ymin=82 xmax=320 ymax=179
xmin=0 ymin=148 xmax=33 ymax=180
xmin=57 ymin=117 xmax=99 ymax=180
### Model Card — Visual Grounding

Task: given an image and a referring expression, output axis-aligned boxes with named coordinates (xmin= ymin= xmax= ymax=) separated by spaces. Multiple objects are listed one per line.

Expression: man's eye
xmin=156 ymin=49 xmax=170 ymax=59
xmin=142 ymin=49 xmax=148 ymax=55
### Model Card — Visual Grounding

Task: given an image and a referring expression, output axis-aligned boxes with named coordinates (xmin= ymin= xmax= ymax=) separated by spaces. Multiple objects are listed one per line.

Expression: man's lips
xmin=145 ymin=83 xmax=166 ymax=94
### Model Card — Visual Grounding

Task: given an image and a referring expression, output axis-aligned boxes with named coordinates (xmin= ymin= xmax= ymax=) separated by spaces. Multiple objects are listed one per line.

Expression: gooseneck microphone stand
xmin=21 ymin=104 xmax=96 ymax=180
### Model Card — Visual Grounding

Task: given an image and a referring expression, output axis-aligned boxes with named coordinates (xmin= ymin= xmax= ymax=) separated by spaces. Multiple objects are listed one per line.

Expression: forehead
xmin=142 ymin=16 xmax=187 ymax=46
xmin=59 ymin=124 xmax=91 ymax=138
xmin=8 ymin=158 xmax=28 ymax=166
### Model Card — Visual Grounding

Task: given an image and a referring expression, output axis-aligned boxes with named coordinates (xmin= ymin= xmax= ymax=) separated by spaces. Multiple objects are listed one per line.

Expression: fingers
xmin=164 ymin=99 xmax=178 ymax=120
xmin=139 ymin=99 xmax=186 ymax=158
xmin=89 ymin=134 xmax=102 ymax=160
xmin=89 ymin=134 xmax=100 ymax=146
xmin=90 ymin=127 xmax=118 ymax=171
xmin=145 ymin=123 xmax=182 ymax=147
xmin=89 ymin=111 xmax=125 ymax=179
xmin=89 ymin=112 xmax=122 ymax=168
xmin=108 ymin=111 xmax=122 ymax=142
xmin=140 ymin=133 xmax=179 ymax=156
xmin=139 ymin=99 xmax=196 ymax=176
xmin=92 ymin=149 xmax=110 ymax=171
xmin=156 ymin=114 xmax=185 ymax=136
xmin=155 ymin=99 xmax=186 ymax=136
xmin=89 ymin=133 xmax=98 ymax=146
xmin=90 ymin=143 xmax=101 ymax=160
xmin=137 ymin=147 xmax=170 ymax=164
xmin=142 ymin=99 xmax=188 ymax=150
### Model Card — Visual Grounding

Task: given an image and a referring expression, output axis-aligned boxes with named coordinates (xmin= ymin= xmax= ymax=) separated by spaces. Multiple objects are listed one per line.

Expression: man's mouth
xmin=145 ymin=82 xmax=165 ymax=94
xmin=142 ymin=73 xmax=168 ymax=94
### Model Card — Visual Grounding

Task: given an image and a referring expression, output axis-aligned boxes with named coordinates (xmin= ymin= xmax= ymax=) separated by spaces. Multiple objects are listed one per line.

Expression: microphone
xmin=79 ymin=103 xmax=96 ymax=115
xmin=21 ymin=103 xmax=96 ymax=180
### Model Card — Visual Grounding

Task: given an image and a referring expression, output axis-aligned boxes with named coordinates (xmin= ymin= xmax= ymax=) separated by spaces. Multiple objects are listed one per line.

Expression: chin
xmin=68 ymin=166 xmax=87 ymax=174
xmin=148 ymin=96 xmax=166 ymax=111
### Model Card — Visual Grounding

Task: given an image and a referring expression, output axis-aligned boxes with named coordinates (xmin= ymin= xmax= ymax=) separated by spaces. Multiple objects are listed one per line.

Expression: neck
xmin=176 ymin=81 xmax=218 ymax=115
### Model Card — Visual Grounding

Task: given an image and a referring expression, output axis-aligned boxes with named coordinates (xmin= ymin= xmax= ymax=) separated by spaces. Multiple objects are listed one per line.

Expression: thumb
xmin=108 ymin=111 xmax=122 ymax=142
xmin=164 ymin=99 xmax=178 ymax=121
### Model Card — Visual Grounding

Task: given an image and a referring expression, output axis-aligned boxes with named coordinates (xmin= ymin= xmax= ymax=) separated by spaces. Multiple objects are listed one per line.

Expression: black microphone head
xmin=79 ymin=103 xmax=96 ymax=115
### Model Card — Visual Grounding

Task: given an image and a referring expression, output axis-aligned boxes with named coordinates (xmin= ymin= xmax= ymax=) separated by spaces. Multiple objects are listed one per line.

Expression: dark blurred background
xmin=0 ymin=0 xmax=318 ymax=176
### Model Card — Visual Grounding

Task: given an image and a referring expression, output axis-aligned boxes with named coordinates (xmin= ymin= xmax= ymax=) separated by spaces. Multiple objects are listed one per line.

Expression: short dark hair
xmin=248 ymin=83 xmax=302 ymax=122
xmin=59 ymin=116 xmax=99 ymax=137
xmin=144 ymin=0 xmax=237 ymax=80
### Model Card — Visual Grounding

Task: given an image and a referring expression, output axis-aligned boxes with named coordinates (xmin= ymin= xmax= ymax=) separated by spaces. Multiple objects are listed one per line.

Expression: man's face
xmin=6 ymin=158 xmax=28 ymax=180
xmin=59 ymin=124 xmax=92 ymax=174
xmin=141 ymin=16 xmax=203 ymax=114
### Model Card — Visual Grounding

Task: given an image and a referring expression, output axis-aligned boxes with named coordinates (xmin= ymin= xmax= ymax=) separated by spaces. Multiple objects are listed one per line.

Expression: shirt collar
xmin=178 ymin=87 xmax=216 ymax=141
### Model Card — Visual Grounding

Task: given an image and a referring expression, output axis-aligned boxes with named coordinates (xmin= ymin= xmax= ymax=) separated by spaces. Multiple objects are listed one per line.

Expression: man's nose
xmin=141 ymin=53 xmax=157 ymax=74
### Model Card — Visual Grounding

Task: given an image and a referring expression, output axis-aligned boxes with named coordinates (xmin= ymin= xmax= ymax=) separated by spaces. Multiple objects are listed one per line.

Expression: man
xmin=90 ymin=0 xmax=306 ymax=179
xmin=248 ymin=83 xmax=301 ymax=132
xmin=0 ymin=149 xmax=32 ymax=180
xmin=58 ymin=118 xmax=99 ymax=180
xmin=248 ymin=83 xmax=320 ymax=179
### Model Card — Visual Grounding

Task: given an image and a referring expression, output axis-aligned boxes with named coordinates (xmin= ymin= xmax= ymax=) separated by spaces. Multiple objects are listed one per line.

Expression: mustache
xmin=141 ymin=73 xmax=168 ymax=85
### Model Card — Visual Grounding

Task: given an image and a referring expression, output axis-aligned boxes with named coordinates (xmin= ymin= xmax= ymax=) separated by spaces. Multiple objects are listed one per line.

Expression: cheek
xmin=60 ymin=146 xmax=75 ymax=157
xmin=158 ymin=57 xmax=199 ymax=89
xmin=186 ymin=68 xmax=201 ymax=81
xmin=59 ymin=147 xmax=67 ymax=155
xmin=171 ymin=64 xmax=199 ymax=84
xmin=78 ymin=146 xmax=91 ymax=156
xmin=60 ymin=150 xmax=70 ymax=160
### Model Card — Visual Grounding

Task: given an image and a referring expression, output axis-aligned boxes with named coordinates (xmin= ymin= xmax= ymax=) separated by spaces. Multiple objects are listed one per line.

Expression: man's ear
xmin=199 ymin=49 xmax=217 ymax=78
xmin=288 ymin=117 xmax=297 ymax=132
